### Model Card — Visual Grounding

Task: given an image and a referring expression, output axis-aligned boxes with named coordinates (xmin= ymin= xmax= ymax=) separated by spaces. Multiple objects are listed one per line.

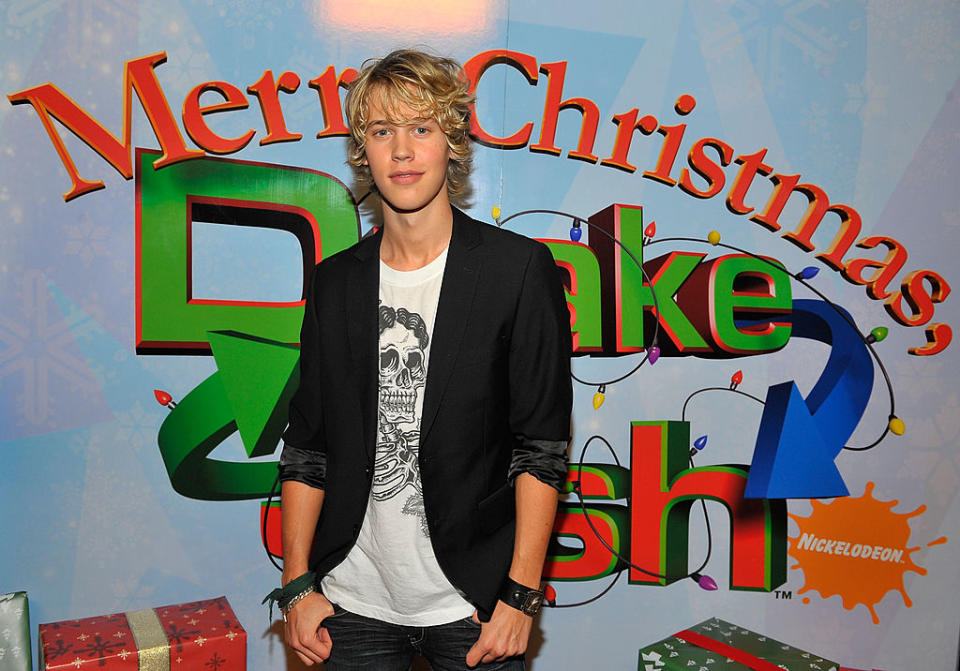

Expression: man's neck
xmin=379 ymin=196 xmax=454 ymax=271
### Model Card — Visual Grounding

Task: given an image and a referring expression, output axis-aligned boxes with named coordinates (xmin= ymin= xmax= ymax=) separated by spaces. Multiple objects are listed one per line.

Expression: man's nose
xmin=392 ymin=133 xmax=412 ymax=160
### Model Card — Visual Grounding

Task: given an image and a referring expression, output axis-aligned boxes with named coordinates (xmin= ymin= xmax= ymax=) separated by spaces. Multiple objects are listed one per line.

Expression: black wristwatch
xmin=498 ymin=577 xmax=545 ymax=616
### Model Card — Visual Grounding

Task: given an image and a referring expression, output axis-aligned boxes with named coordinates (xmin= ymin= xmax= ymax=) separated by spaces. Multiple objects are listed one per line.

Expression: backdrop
xmin=2 ymin=1 xmax=959 ymax=669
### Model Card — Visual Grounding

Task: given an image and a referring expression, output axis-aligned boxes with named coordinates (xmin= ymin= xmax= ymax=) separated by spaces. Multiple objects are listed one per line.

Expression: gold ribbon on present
xmin=125 ymin=608 xmax=171 ymax=671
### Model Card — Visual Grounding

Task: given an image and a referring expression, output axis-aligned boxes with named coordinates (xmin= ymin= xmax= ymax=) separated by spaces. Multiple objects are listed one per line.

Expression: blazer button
xmin=352 ymin=523 xmax=359 ymax=535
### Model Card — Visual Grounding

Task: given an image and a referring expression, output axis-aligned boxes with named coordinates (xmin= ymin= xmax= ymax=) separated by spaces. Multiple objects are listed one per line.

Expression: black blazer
xmin=282 ymin=207 xmax=572 ymax=619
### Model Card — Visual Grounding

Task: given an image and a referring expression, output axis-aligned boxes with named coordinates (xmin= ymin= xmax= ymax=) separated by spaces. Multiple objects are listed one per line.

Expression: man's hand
xmin=284 ymin=591 xmax=334 ymax=667
xmin=465 ymin=601 xmax=532 ymax=667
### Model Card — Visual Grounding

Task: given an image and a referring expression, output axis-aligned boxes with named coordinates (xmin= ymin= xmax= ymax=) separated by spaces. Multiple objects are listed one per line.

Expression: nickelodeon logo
xmin=795 ymin=534 xmax=905 ymax=563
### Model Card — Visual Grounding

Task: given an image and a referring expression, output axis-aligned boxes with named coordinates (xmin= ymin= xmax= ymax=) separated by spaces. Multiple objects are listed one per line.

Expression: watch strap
xmin=498 ymin=577 xmax=545 ymax=616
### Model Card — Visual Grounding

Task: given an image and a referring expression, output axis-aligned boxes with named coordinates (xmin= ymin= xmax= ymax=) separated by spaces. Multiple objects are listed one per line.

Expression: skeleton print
xmin=374 ymin=303 xmax=431 ymax=535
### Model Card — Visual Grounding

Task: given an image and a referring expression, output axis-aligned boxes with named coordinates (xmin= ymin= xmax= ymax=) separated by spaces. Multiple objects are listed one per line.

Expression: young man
xmin=273 ymin=49 xmax=572 ymax=670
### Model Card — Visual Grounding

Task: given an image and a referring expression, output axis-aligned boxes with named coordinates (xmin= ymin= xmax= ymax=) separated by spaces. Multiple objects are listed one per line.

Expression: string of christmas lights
xmin=489 ymin=207 xmax=901 ymax=608
xmin=648 ymin=233 xmax=902 ymax=448
xmin=494 ymin=208 xmax=662 ymax=410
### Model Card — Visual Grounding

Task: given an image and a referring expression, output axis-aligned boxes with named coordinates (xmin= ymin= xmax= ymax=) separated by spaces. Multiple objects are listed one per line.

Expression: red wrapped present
xmin=38 ymin=596 xmax=245 ymax=670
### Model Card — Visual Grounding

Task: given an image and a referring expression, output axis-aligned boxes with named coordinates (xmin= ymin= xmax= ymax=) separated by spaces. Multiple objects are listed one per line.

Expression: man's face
xmin=362 ymin=91 xmax=451 ymax=215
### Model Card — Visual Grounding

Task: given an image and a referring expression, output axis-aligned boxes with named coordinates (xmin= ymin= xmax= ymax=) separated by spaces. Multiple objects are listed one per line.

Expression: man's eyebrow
xmin=368 ymin=116 xmax=434 ymax=127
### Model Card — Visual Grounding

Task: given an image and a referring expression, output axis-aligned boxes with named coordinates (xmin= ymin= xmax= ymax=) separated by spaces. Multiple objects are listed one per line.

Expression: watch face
xmin=522 ymin=592 xmax=544 ymax=615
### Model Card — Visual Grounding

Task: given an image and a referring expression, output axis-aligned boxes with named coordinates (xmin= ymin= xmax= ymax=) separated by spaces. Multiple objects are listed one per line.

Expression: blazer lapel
xmin=347 ymin=231 xmax=382 ymax=465
xmin=420 ymin=210 xmax=482 ymax=445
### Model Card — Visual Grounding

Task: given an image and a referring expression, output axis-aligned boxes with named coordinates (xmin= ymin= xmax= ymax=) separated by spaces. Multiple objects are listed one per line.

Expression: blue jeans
xmin=321 ymin=605 xmax=525 ymax=671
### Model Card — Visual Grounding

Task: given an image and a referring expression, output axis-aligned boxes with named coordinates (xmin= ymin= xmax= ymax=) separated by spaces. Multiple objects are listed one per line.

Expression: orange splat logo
xmin=788 ymin=481 xmax=947 ymax=624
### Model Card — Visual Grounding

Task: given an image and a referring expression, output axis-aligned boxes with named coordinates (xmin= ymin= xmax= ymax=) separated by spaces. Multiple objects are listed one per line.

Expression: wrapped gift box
xmin=39 ymin=596 xmax=245 ymax=670
xmin=639 ymin=617 xmax=838 ymax=671
xmin=0 ymin=592 xmax=31 ymax=671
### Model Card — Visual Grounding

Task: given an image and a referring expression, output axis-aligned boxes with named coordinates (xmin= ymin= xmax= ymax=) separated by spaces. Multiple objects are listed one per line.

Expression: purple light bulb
xmin=691 ymin=572 xmax=718 ymax=591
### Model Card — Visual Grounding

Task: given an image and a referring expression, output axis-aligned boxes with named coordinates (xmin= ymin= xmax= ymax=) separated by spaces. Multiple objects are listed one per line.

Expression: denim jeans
xmin=322 ymin=604 xmax=525 ymax=671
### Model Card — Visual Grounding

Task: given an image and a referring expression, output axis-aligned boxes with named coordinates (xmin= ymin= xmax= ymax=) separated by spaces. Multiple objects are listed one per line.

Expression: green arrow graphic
xmin=208 ymin=330 xmax=301 ymax=458
xmin=157 ymin=332 xmax=300 ymax=500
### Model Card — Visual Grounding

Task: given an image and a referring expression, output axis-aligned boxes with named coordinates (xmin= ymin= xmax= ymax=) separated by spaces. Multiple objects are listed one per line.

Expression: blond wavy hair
xmin=345 ymin=49 xmax=474 ymax=198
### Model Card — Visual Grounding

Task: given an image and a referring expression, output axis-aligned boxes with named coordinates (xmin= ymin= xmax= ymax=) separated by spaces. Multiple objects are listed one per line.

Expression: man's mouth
xmin=389 ymin=171 xmax=423 ymax=183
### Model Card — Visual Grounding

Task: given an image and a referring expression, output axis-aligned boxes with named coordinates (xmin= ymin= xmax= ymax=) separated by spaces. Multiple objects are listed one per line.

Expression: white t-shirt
xmin=321 ymin=247 xmax=474 ymax=625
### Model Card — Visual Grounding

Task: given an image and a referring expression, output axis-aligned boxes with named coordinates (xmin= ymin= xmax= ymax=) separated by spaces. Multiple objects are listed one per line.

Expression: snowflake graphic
xmin=707 ymin=0 xmax=841 ymax=95
xmin=159 ymin=49 xmax=213 ymax=94
xmin=205 ymin=652 xmax=226 ymax=670
xmin=166 ymin=624 xmax=201 ymax=653
xmin=842 ymin=76 xmax=890 ymax=123
xmin=42 ymin=637 xmax=74 ymax=661
xmin=57 ymin=1 xmax=138 ymax=58
xmin=902 ymin=13 xmax=957 ymax=69
xmin=870 ymin=0 xmax=958 ymax=76
xmin=74 ymin=635 xmax=124 ymax=666
xmin=212 ymin=0 xmax=295 ymax=50
xmin=114 ymin=400 xmax=162 ymax=450
xmin=0 ymin=270 xmax=100 ymax=429
xmin=63 ymin=214 xmax=111 ymax=268
xmin=2 ymin=0 xmax=63 ymax=41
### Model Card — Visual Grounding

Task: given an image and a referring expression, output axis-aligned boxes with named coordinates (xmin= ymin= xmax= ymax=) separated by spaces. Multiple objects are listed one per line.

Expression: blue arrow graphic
xmin=744 ymin=299 xmax=874 ymax=499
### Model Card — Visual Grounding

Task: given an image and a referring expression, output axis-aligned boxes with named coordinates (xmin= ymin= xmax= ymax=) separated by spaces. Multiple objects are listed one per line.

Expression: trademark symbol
xmin=774 ymin=590 xmax=792 ymax=600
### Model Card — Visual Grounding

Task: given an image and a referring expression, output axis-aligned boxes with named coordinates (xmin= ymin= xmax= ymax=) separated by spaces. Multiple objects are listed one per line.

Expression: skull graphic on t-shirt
xmin=373 ymin=305 xmax=431 ymax=535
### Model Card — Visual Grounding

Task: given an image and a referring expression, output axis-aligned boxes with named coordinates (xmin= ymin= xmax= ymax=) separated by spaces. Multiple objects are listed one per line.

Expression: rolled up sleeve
xmin=507 ymin=242 xmax=573 ymax=490
xmin=278 ymin=264 xmax=328 ymax=489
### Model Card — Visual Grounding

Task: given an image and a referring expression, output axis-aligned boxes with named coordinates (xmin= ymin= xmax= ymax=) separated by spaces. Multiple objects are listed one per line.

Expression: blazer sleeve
xmin=278 ymin=264 xmax=327 ymax=489
xmin=507 ymin=241 xmax=573 ymax=490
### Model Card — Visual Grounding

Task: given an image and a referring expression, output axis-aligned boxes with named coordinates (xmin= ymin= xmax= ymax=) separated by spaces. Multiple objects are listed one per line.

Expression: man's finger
xmin=482 ymin=647 xmax=507 ymax=663
xmin=299 ymin=630 xmax=332 ymax=663
xmin=465 ymin=639 xmax=486 ymax=667
xmin=292 ymin=638 xmax=325 ymax=666
xmin=293 ymin=649 xmax=315 ymax=667
xmin=287 ymin=626 xmax=328 ymax=666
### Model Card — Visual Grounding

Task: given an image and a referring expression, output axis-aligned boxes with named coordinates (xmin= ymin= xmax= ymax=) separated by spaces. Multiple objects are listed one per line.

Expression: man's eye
xmin=372 ymin=128 xmax=389 ymax=137
xmin=414 ymin=127 xmax=430 ymax=135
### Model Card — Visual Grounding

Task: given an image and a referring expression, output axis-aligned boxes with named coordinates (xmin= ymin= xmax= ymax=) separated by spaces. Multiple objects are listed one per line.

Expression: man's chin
xmin=378 ymin=185 xmax=450 ymax=217
xmin=384 ymin=201 xmax=428 ymax=215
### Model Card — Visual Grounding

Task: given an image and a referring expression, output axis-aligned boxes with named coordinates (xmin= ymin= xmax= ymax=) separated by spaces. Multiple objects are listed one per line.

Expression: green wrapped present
xmin=639 ymin=617 xmax=838 ymax=671
xmin=0 ymin=592 xmax=31 ymax=671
